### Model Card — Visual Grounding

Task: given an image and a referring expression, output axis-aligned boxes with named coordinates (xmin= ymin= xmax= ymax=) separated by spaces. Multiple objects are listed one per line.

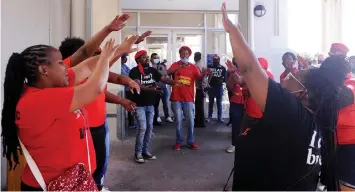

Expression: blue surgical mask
xmin=153 ymin=59 xmax=160 ymax=64
xmin=181 ymin=58 xmax=189 ymax=64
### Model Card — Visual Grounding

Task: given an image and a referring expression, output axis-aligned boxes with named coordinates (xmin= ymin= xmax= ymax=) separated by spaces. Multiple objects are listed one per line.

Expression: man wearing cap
xmin=328 ymin=43 xmax=355 ymax=191
xmin=168 ymin=46 xmax=211 ymax=151
xmin=129 ymin=50 xmax=176 ymax=163
xmin=206 ymin=55 xmax=227 ymax=123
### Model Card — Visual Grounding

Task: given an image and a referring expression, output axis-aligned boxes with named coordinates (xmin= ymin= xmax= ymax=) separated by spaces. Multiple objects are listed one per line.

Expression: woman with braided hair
xmin=222 ymin=2 xmax=347 ymax=191
xmin=1 ymin=38 xmax=137 ymax=191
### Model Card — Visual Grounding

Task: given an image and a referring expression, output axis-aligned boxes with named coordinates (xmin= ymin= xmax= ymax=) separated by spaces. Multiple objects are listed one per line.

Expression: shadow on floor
xmin=105 ymin=120 xmax=235 ymax=191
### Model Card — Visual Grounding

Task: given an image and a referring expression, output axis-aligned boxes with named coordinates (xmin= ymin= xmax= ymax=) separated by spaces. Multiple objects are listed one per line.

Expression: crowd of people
xmin=2 ymin=2 xmax=355 ymax=191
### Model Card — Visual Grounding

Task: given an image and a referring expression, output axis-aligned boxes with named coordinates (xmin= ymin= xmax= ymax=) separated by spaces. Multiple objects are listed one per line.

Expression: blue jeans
xmin=208 ymin=86 xmax=224 ymax=119
xmin=90 ymin=118 xmax=110 ymax=190
xmin=134 ymin=106 xmax=154 ymax=153
xmin=171 ymin=101 xmax=195 ymax=144
xmin=230 ymin=103 xmax=244 ymax=146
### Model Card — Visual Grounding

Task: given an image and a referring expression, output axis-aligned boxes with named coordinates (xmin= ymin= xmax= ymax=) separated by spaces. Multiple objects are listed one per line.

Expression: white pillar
xmin=71 ymin=0 xmax=86 ymax=39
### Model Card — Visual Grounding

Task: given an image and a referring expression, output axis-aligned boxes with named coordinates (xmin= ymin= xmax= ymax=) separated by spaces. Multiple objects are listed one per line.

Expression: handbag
xmin=19 ymin=109 xmax=98 ymax=191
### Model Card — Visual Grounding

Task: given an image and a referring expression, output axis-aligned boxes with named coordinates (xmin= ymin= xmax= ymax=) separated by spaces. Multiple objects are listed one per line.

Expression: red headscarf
xmin=179 ymin=46 xmax=192 ymax=56
xmin=330 ymin=43 xmax=349 ymax=55
xmin=135 ymin=50 xmax=147 ymax=75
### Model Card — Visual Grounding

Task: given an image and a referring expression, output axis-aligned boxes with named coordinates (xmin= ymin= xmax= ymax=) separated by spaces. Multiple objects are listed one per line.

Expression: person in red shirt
xmin=58 ymin=14 xmax=144 ymax=191
xmin=168 ymin=46 xmax=210 ymax=151
xmin=225 ymin=58 xmax=244 ymax=153
xmin=1 ymin=39 xmax=134 ymax=191
xmin=280 ymin=52 xmax=298 ymax=83
xmin=326 ymin=42 xmax=355 ymax=191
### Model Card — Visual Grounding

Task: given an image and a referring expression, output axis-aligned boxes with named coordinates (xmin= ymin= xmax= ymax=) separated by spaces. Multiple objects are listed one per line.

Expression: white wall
xmin=1 ymin=0 xmax=71 ymax=189
xmin=121 ymin=0 xmax=238 ymax=11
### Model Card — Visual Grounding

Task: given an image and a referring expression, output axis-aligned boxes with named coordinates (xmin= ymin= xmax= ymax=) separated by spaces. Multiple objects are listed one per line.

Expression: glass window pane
xmin=206 ymin=13 xmax=238 ymax=28
xmin=140 ymin=13 xmax=204 ymax=27
xmin=126 ymin=12 xmax=137 ymax=26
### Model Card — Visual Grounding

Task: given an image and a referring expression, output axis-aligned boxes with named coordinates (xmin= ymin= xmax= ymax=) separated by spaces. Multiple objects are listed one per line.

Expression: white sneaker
xmin=157 ymin=117 xmax=162 ymax=123
xmin=135 ymin=153 xmax=145 ymax=163
xmin=101 ymin=187 xmax=110 ymax=192
xmin=166 ymin=117 xmax=174 ymax=123
xmin=226 ymin=145 xmax=235 ymax=153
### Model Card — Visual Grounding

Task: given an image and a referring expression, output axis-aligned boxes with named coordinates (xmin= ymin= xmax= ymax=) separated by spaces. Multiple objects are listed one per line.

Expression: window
xmin=287 ymin=0 xmax=323 ymax=54
xmin=342 ymin=0 xmax=355 ymax=56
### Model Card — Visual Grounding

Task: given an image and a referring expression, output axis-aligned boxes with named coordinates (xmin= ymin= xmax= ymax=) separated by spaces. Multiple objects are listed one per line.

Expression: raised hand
xmin=128 ymin=80 xmax=141 ymax=94
xmin=114 ymin=35 xmax=139 ymax=57
xmin=120 ymin=98 xmax=136 ymax=112
xmin=135 ymin=30 xmax=153 ymax=44
xmin=107 ymin=13 xmax=131 ymax=32
xmin=101 ymin=39 xmax=119 ymax=61
xmin=226 ymin=59 xmax=237 ymax=72
xmin=297 ymin=55 xmax=308 ymax=69
xmin=221 ymin=2 xmax=238 ymax=33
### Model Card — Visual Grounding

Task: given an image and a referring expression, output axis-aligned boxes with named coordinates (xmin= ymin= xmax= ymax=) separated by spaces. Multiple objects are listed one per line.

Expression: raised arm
xmin=69 ymin=39 xmax=117 ymax=112
xmin=222 ymin=2 xmax=268 ymax=111
xmin=69 ymin=14 xmax=130 ymax=67
xmin=70 ymin=36 xmax=138 ymax=85
xmin=108 ymin=72 xmax=140 ymax=94
xmin=225 ymin=60 xmax=244 ymax=85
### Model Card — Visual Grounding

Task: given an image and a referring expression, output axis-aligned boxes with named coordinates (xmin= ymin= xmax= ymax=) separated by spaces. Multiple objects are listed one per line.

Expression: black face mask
xmin=213 ymin=61 xmax=219 ymax=65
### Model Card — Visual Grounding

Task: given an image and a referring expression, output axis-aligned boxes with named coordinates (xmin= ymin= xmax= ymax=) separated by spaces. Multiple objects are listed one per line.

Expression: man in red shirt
xmin=280 ymin=52 xmax=298 ymax=83
xmin=168 ymin=46 xmax=210 ymax=150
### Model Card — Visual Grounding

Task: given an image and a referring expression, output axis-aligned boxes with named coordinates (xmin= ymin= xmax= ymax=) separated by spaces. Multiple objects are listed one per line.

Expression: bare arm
xmin=69 ymin=14 xmax=130 ymax=67
xmin=160 ymin=76 xmax=176 ymax=85
xmin=222 ymin=2 xmax=268 ymax=111
xmin=167 ymin=64 xmax=184 ymax=75
xmin=69 ymin=39 xmax=117 ymax=112
xmin=71 ymin=36 xmax=139 ymax=85
xmin=133 ymin=79 xmax=161 ymax=93
xmin=105 ymin=91 xmax=136 ymax=112
xmin=108 ymin=72 xmax=140 ymax=94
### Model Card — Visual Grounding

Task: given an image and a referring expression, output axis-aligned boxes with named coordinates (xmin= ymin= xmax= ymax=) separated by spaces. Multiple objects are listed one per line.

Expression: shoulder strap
xmin=18 ymin=138 xmax=47 ymax=191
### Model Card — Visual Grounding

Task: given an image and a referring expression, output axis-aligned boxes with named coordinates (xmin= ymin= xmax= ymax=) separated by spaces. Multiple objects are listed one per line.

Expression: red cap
xmin=330 ymin=43 xmax=349 ymax=55
xmin=258 ymin=57 xmax=268 ymax=70
xmin=135 ymin=50 xmax=147 ymax=60
xmin=179 ymin=46 xmax=192 ymax=56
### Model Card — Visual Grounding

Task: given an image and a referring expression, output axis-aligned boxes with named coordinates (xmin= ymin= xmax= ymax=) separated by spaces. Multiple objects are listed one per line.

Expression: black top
xmin=233 ymin=78 xmax=322 ymax=191
xmin=338 ymin=86 xmax=354 ymax=109
xmin=129 ymin=66 xmax=162 ymax=106
xmin=208 ymin=64 xmax=226 ymax=87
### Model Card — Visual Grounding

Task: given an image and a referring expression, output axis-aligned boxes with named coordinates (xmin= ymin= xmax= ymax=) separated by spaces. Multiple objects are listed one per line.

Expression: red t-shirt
xmin=229 ymin=76 xmax=243 ymax=104
xmin=64 ymin=56 xmax=107 ymax=127
xmin=169 ymin=61 xmax=201 ymax=102
xmin=280 ymin=68 xmax=298 ymax=83
xmin=17 ymin=69 xmax=96 ymax=188
xmin=337 ymin=73 xmax=355 ymax=144
xmin=244 ymin=71 xmax=275 ymax=118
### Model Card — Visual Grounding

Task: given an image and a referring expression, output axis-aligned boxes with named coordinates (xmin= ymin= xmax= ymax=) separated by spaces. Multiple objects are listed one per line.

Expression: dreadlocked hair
xmin=59 ymin=37 xmax=85 ymax=59
xmin=2 ymin=45 xmax=52 ymax=170
xmin=303 ymin=55 xmax=349 ymax=191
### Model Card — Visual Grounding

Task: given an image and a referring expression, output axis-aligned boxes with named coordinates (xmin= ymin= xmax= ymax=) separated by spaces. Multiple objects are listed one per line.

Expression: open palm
xmin=114 ymin=35 xmax=139 ymax=57
xmin=107 ymin=13 xmax=131 ymax=32
xmin=221 ymin=2 xmax=238 ymax=33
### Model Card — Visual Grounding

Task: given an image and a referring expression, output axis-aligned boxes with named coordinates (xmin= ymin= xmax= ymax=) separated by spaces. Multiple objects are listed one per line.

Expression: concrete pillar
xmin=71 ymin=0 xmax=87 ymax=39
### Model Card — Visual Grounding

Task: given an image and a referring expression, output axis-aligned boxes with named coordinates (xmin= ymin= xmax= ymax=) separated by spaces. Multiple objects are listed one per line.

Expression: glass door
xmin=172 ymin=31 xmax=204 ymax=64
xmin=139 ymin=30 xmax=172 ymax=65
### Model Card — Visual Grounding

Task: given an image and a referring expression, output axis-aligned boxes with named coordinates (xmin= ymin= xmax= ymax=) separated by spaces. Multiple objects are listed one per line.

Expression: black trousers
xmin=21 ymin=182 xmax=42 ymax=191
xmin=195 ymin=89 xmax=205 ymax=127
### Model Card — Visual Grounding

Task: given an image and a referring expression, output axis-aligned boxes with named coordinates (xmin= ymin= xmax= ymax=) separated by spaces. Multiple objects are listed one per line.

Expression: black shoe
xmin=142 ymin=152 xmax=157 ymax=160
xmin=195 ymin=124 xmax=206 ymax=128
xmin=153 ymin=121 xmax=162 ymax=126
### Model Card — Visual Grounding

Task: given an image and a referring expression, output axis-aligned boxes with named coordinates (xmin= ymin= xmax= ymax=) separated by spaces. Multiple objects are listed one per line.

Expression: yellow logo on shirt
xmin=177 ymin=76 xmax=192 ymax=86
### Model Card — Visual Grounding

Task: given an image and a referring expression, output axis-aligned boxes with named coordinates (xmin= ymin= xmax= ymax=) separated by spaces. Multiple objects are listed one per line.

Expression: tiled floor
xmin=105 ymin=120 xmax=234 ymax=191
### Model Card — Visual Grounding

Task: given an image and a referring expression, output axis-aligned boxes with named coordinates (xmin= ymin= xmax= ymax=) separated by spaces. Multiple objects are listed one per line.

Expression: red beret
xmin=179 ymin=46 xmax=192 ymax=56
xmin=258 ymin=57 xmax=268 ymax=70
xmin=331 ymin=43 xmax=349 ymax=55
xmin=135 ymin=50 xmax=147 ymax=60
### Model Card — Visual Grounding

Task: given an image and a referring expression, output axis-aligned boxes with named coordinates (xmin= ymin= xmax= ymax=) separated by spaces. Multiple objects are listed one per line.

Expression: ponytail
xmin=2 ymin=53 xmax=26 ymax=170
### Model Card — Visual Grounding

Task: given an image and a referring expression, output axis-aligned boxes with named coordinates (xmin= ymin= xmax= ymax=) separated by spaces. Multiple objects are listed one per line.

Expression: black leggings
xmin=21 ymin=182 xmax=42 ymax=191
